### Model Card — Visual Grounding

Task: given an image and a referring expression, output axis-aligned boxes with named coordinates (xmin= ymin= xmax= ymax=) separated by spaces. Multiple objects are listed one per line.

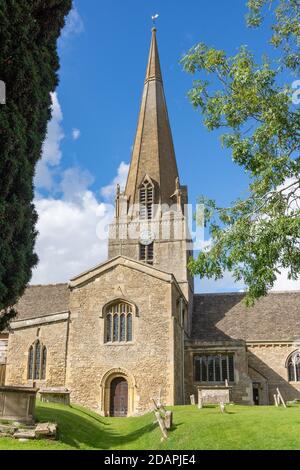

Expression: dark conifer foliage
xmin=0 ymin=0 xmax=72 ymax=331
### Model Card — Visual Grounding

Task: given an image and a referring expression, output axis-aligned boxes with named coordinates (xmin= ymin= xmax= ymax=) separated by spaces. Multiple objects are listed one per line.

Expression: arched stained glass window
xmin=28 ymin=346 xmax=34 ymax=380
xmin=120 ymin=314 xmax=126 ymax=342
xmin=41 ymin=347 xmax=47 ymax=380
xmin=287 ymin=352 xmax=300 ymax=382
xmin=113 ymin=315 xmax=119 ymax=342
xmin=34 ymin=341 xmax=41 ymax=380
xmin=127 ymin=314 xmax=133 ymax=342
xmin=105 ymin=302 xmax=134 ymax=344
xmin=106 ymin=314 xmax=112 ymax=343
xmin=27 ymin=340 xmax=47 ymax=381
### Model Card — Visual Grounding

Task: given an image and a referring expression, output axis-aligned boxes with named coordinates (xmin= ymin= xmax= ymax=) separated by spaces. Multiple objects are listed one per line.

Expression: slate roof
xmin=14 ymin=284 xmax=70 ymax=321
xmin=192 ymin=291 xmax=300 ymax=342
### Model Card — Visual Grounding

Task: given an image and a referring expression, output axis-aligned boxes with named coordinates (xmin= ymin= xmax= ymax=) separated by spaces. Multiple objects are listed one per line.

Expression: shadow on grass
xmin=36 ymin=405 xmax=156 ymax=450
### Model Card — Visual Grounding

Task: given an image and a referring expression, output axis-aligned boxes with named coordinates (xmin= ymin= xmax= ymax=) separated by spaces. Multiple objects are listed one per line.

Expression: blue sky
xmin=32 ymin=0 xmax=300 ymax=293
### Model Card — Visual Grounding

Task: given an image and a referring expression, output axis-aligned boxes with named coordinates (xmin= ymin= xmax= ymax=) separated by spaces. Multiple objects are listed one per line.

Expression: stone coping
xmin=197 ymin=385 xmax=233 ymax=390
xmin=10 ymin=311 xmax=69 ymax=330
xmin=39 ymin=389 xmax=70 ymax=395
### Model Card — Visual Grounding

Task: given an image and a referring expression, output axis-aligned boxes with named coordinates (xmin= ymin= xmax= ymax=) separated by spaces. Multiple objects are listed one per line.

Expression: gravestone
xmin=39 ymin=387 xmax=70 ymax=406
xmin=0 ymin=386 xmax=38 ymax=424
xmin=198 ymin=386 xmax=232 ymax=405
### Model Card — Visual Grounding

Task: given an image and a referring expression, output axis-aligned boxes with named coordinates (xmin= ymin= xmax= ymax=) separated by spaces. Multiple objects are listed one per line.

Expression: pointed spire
xmin=125 ymin=29 xmax=179 ymax=208
xmin=145 ymin=28 xmax=162 ymax=83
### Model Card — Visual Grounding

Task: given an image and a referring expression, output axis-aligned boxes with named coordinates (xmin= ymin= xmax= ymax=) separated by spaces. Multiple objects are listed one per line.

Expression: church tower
xmin=109 ymin=28 xmax=193 ymax=302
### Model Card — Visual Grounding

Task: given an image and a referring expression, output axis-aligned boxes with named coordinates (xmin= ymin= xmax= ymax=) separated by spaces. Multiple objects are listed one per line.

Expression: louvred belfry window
xmin=105 ymin=302 xmax=134 ymax=343
xmin=140 ymin=179 xmax=154 ymax=220
xmin=139 ymin=243 xmax=154 ymax=265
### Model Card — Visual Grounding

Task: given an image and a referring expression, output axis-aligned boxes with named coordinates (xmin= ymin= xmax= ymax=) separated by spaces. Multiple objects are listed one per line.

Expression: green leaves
xmin=182 ymin=1 xmax=300 ymax=304
xmin=247 ymin=0 xmax=300 ymax=72
xmin=0 ymin=0 xmax=72 ymax=331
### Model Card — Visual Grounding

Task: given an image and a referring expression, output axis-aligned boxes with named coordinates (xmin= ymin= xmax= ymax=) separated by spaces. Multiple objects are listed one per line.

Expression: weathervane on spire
xmin=151 ymin=13 xmax=159 ymax=28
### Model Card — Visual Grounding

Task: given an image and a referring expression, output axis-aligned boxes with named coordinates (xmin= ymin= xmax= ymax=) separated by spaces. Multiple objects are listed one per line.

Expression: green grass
xmin=1 ymin=402 xmax=300 ymax=450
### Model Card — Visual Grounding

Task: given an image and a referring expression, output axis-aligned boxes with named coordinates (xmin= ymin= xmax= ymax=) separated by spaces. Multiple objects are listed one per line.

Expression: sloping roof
xmin=192 ymin=291 xmax=300 ymax=342
xmin=70 ymin=256 xmax=184 ymax=295
xmin=14 ymin=284 xmax=69 ymax=321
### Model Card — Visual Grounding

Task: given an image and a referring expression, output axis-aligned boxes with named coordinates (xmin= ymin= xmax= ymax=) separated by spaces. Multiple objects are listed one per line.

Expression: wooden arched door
xmin=110 ymin=378 xmax=128 ymax=417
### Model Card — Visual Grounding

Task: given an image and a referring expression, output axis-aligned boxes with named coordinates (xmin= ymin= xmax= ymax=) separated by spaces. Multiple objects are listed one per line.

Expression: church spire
xmin=145 ymin=27 xmax=162 ymax=83
xmin=124 ymin=28 xmax=179 ymax=208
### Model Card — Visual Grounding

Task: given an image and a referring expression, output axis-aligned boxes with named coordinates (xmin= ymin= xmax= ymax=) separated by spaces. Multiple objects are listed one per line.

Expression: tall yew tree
xmin=0 ymin=0 xmax=72 ymax=331
xmin=182 ymin=0 xmax=300 ymax=304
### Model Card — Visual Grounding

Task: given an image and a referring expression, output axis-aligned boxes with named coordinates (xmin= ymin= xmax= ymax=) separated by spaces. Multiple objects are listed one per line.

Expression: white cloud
xmin=32 ymin=192 xmax=114 ymax=285
xmin=32 ymin=160 xmax=130 ymax=285
xmin=35 ymin=92 xmax=64 ymax=191
xmin=101 ymin=161 xmax=129 ymax=201
xmin=72 ymin=128 xmax=81 ymax=141
xmin=61 ymin=5 xmax=84 ymax=38
xmin=272 ymin=270 xmax=300 ymax=292
xmin=32 ymin=91 xmax=128 ymax=285
xmin=272 ymin=178 xmax=300 ymax=291
xmin=60 ymin=167 xmax=94 ymax=202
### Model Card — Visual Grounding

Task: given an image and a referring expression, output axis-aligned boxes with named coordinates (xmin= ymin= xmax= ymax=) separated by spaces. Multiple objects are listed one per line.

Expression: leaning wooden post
xmin=165 ymin=411 xmax=173 ymax=430
xmin=274 ymin=394 xmax=279 ymax=407
xmin=276 ymin=388 xmax=287 ymax=408
xmin=155 ymin=411 xmax=168 ymax=440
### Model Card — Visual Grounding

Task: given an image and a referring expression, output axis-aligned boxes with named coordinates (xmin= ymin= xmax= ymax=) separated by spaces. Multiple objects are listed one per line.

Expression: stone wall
xmin=247 ymin=343 xmax=300 ymax=404
xmin=172 ymin=289 xmax=186 ymax=405
xmin=0 ymin=336 xmax=8 ymax=365
xmin=5 ymin=318 xmax=69 ymax=389
xmin=67 ymin=262 xmax=183 ymax=415
xmin=184 ymin=341 xmax=253 ymax=405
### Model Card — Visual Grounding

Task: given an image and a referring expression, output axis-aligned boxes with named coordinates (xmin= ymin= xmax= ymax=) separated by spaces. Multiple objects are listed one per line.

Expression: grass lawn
xmin=1 ymin=402 xmax=300 ymax=450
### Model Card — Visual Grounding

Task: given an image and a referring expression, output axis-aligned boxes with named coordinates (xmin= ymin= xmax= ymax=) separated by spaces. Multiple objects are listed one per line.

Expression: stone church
xmin=1 ymin=29 xmax=300 ymax=416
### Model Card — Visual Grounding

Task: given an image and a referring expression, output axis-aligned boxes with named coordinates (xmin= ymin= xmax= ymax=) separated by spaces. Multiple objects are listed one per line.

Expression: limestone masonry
xmin=2 ymin=29 xmax=300 ymax=415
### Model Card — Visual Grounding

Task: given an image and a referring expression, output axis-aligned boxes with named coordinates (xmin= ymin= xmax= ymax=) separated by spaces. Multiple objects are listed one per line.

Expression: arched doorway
xmin=110 ymin=377 xmax=128 ymax=417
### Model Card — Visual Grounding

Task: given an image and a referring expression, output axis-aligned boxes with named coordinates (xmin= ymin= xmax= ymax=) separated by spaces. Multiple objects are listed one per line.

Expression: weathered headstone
xmin=0 ymin=386 xmax=38 ymax=424
xmin=35 ymin=422 xmax=57 ymax=440
xmin=198 ymin=390 xmax=203 ymax=409
xmin=13 ymin=429 xmax=36 ymax=440
xmin=220 ymin=402 xmax=226 ymax=413
xmin=190 ymin=394 xmax=195 ymax=405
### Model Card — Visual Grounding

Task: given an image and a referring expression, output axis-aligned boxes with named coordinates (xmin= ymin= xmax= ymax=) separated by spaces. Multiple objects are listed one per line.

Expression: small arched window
xmin=140 ymin=178 xmax=154 ymax=220
xmin=27 ymin=340 xmax=47 ymax=380
xmin=287 ymin=352 xmax=300 ymax=382
xmin=105 ymin=302 xmax=134 ymax=343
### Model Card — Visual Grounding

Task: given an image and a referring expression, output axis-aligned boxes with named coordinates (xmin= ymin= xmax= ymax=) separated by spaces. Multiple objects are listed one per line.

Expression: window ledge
xmin=194 ymin=382 xmax=235 ymax=386
xmin=104 ymin=342 xmax=135 ymax=346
